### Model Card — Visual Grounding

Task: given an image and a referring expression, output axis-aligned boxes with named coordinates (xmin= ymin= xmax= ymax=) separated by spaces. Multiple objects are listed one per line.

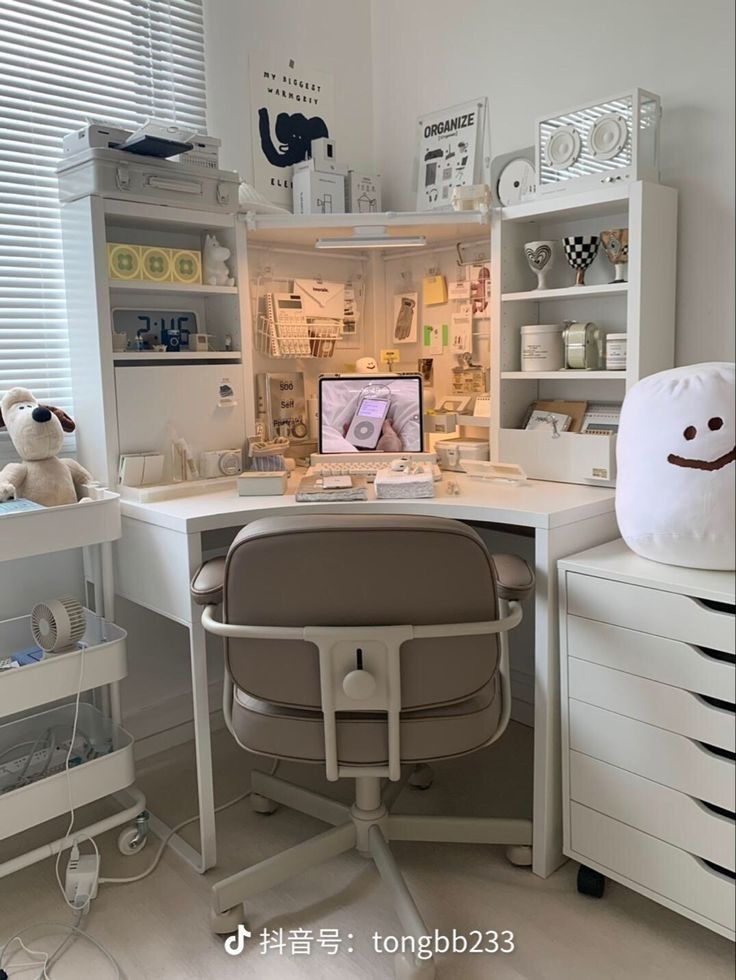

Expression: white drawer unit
xmin=559 ymin=538 xmax=735 ymax=940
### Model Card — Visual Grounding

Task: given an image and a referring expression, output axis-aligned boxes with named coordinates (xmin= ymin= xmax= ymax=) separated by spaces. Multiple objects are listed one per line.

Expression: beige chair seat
xmin=232 ymin=674 xmax=501 ymax=766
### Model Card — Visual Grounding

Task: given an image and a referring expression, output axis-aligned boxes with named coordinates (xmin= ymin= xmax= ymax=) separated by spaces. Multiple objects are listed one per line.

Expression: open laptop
xmin=308 ymin=374 xmax=441 ymax=481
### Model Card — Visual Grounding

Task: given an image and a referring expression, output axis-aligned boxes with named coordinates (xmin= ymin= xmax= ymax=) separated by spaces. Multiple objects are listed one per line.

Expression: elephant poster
xmin=249 ymin=53 xmax=335 ymax=208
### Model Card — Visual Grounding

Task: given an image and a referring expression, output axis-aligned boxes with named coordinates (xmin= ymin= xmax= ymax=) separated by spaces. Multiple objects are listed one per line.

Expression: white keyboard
xmin=306 ymin=458 xmax=442 ymax=483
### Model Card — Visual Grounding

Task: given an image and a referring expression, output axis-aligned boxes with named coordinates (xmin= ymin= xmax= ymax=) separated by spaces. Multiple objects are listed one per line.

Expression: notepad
xmin=422 ymin=274 xmax=448 ymax=306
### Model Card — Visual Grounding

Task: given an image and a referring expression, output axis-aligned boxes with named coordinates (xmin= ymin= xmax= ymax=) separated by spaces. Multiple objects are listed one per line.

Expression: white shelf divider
xmin=108 ymin=280 xmax=238 ymax=296
xmin=501 ymin=371 xmax=627 ymax=381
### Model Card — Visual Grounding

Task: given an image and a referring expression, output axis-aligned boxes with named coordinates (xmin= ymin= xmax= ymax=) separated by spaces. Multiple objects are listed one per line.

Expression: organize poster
xmin=250 ymin=53 xmax=335 ymax=207
xmin=415 ymin=98 xmax=487 ymax=211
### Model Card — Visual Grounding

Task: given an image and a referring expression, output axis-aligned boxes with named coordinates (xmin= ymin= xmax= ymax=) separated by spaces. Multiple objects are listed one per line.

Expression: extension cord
xmin=65 ymin=847 xmax=100 ymax=907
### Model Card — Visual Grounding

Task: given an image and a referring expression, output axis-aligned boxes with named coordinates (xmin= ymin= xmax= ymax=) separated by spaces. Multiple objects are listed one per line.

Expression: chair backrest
xmin=222 ymin=515 xmax=501 ymax=712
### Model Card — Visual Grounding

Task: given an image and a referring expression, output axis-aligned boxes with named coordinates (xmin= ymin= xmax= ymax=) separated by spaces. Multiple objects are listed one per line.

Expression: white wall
xmin=371 ymin=0 xmax=735 ymax=365
xmin=202 ymin=0 xmax=375 ymax=180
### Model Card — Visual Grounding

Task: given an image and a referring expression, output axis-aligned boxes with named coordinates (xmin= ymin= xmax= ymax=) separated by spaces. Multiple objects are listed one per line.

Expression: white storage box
xmin=0 ymin=703 xmax=134 ymax=840
xmin=56 ymin=148 xmax=239 ymax=212
xmin=435 ymin=437 xmax=490 ymax=472
xmin=499 ymin=428 xmax=617 ymax=486
xmin=237 ymin=471 xmax=289 ymax=496
xmin=0 ymin=610 xmax=126 ymax=717
xmin=293 ymin=159 xmax=347 ymax=215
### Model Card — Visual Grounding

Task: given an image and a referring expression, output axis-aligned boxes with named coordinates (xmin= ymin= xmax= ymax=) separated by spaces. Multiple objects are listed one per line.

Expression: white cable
xmin=99 ymin=758 xmax=280 ymax=886
xmin=0 ymin=921 xmax=120 ymax=980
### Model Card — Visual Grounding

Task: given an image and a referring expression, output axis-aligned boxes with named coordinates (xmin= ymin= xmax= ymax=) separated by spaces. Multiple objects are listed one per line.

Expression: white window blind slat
xmin=0 ymin=0 xmax=206 ymax=462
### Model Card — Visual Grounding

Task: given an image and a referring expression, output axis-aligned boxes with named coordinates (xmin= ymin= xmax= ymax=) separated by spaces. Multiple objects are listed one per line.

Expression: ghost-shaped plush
xmin=616 ymin=362 xmax=735 ymax=570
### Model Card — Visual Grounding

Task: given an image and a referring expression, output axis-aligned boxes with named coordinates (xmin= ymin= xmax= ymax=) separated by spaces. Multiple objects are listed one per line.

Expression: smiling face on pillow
xmin=616 ymin=362 xmax=735 ymax=570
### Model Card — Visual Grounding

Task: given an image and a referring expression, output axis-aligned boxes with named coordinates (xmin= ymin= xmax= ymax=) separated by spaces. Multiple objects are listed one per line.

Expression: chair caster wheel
xmin=117 ymin=812 xmax=149 ymax=855
xmin=250 ymin=793 xmax=278 ymax=815
xmin=210 ymin=904 xmax=247 ymax=935
xmin=577 ymin=864 xmax=605 ymax=898
xmin=394 ymin=951 xmax=436 ymax=979
xmin=505 ymin=845 xmax=533 ymax=866
xmin=408 ymin=764 xmax=434 ymax=791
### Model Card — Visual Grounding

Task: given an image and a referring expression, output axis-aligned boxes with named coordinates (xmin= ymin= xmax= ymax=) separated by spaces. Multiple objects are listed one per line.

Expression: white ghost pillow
xmin=616 ymin=362 xmax=735 ymax=570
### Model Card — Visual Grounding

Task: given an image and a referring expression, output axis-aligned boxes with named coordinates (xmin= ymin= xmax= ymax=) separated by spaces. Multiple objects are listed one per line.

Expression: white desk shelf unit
xmin=490 ymin=181 xmax=678 ymax=486
xmin=60 ymin=197 xmax=253 ymax=487
xmin=559 ymin=539 xmax=735 ymax=939
xmin=0 ymin=492 xmax=147 ymax=879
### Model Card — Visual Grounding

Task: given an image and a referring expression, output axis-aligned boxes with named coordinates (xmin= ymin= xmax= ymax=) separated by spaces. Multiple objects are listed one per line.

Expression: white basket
xmin=255 ymin=314 xmax=341 ymax=359
xmin=0 ymin=702 xmax=134 ymax=840
xmin=0 ymin=610 xmax=126 ymax=718
xmin=0 ymin=489 xmax=120 ymax=563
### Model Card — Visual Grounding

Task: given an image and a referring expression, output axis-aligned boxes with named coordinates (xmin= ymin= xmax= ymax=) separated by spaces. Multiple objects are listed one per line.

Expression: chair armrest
xmin=490 ymin=554 xmax=535 ymax=602
xmin=190 ymin=556 xmax=226 ymax=606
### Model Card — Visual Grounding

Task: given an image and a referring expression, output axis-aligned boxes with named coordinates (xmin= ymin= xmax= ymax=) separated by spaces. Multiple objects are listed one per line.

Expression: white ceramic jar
xmin=606 ymin=333 xmax=627 ymax=370
xmin=520 ymin=323 xmax=564 ymax=372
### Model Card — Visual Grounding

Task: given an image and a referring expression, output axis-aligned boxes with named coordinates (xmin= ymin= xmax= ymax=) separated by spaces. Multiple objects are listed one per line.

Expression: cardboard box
xmin=346 ymin=171 xmax=382 ymax=213
xmin=293 ymin=159 xmax=346 ymax=215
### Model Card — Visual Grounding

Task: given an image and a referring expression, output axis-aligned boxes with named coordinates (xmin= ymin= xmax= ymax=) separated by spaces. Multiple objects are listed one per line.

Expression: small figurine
xmin=203 ymin=234 xmax=234 ymax=287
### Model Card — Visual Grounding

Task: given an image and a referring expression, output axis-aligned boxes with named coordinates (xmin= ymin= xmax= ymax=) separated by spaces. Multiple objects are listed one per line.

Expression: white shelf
xmin=0 ymin=489 xmax=121 ymax=562
xmin=108 ymin=280 xmax=238 ymax=295
xmin=499 ymin=184 xmax=631 ymax=224
xmin=113 ymin=351 xmax=241 ymax=362
xmin=501 ymin=371 xmax=626 ymax=381
xmin=244 ymin=209 xmax=490 ymax=247
xmin=104 ymin=198 xmax=235 ymax=230
xmin=0 ymin=611 xmax=126 ymax=717
xmin=502 ymin=283 xmax=627 ymax=302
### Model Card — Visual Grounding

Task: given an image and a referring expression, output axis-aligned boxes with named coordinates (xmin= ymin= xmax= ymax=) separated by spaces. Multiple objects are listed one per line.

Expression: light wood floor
xmin=0 ymin=722 xmax=733 ymax=979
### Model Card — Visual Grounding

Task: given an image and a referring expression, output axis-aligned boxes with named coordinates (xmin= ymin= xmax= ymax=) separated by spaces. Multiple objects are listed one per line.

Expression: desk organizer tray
xmin=0 ymin=611 xmax=127 ymax=718
xmin=0 ymin=702 xmax=134 ymax=841
xmin=0 ymin=489 xmax=121 ymax=562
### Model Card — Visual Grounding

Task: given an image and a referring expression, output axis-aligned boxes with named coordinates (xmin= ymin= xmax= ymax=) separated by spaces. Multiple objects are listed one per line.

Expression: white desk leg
xmin=532 ymin=513 xmax=618 ymax=878
xmin=187 ymin=614 xmax=218 ymax=872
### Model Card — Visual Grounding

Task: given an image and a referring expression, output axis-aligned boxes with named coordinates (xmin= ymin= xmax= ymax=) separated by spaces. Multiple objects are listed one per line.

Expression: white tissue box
xmin=237 ymin=471 xmax=289 ymax=496
xmin=374 ymin=468 xmax=435 ymax=499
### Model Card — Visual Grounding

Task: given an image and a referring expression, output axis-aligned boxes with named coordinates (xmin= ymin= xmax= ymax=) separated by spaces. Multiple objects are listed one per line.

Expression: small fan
xmin=31 ymin=597 xmax=86 ymax=653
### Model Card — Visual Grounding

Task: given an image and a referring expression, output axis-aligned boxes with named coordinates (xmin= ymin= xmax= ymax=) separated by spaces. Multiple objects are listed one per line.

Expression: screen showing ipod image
xmin=318 ymin=375 xmax=423 ymax=454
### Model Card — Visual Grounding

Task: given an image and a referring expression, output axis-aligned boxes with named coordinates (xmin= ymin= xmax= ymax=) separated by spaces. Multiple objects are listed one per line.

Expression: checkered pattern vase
xmin=562 ymin=235 xmax=600 ymax=286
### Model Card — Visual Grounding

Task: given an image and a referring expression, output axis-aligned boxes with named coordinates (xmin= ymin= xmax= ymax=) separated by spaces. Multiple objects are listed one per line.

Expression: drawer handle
xmin=698 ymin=858 xmax=736 ymax=881
xmin=698 ymin=740 xmax=736 ymax=762
xmin=700 ymin=799 xmax=736 ymax=821
xmin=145 ymin=175 xmax=202 ymax=194
xmin=698 ymin=645 xmax=736 ymax=666
xmin=701 ymin=598 xmax=735 ymax=615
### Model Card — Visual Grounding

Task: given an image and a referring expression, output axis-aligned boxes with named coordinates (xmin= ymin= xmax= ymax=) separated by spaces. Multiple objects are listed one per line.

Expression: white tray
xmin=0 ymin=611 xmax=126 ymax=719
xmin=0 ymin=702 xmax=134 ymax=841
xmin=0 ymin=489 xmax=121 ymax=562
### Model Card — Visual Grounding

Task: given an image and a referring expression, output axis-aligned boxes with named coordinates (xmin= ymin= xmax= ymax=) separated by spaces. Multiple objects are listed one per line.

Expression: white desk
xmin=115 ymin=474 xmax=617 ymax=877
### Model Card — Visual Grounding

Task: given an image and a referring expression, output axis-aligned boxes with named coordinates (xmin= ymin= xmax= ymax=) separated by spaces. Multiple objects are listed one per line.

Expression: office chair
xmin=192 ymin=515 xmax=534 ymax=979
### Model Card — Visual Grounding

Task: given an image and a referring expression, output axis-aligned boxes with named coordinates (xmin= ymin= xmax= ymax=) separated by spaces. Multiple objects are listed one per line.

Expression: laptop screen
xmin=318 ymin=375 xmax=423 ymax=454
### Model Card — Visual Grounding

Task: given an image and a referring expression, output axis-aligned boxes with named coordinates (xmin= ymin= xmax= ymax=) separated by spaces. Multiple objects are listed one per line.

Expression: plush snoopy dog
xmin=0 ymin=388 xmax=92 ymax=507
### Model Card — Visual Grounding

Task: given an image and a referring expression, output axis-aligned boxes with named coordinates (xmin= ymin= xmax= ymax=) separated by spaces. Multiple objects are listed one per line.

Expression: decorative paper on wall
xmin=470 ymin=264 xmax=490 ymax=315
xmin=416 ymin=98 xmax=488 ymax=211
xmin=393 ymin=293 xmax=418 ymax=344
xmin=249 ymin=53 xmax=335 ymax=207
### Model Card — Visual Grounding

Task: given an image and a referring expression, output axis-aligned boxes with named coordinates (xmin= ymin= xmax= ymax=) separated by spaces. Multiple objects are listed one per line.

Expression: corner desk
xmin=114 ymin=473 xmax=618 ymax=878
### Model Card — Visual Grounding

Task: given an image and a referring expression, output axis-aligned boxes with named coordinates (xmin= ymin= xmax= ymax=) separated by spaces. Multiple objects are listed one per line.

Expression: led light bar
xmin=315 ymin=226 xmax=427 ymax=249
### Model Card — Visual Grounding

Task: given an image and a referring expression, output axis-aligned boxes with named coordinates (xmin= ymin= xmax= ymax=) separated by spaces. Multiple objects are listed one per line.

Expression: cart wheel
xmin=250 ymin=793 xmax=278 ymax=815
xmin=408 ymin=764 xmax=434 ymax=791
xmin=211 ymin=903 xmax=248 ymax=935
xmin=506 ymin=845 xmax=533 ymax=867
xmin=577 ymin=864 xmax=605 ymax=898
xmin=117 ymin=822 xmax=148 ymax=856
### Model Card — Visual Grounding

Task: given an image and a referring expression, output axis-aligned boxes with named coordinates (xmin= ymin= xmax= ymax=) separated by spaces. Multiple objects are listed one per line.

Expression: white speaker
xmin=536 ymin=88 xmax=661 ymax=196
xmin=31 ymin=597 xmax=86 ymax=654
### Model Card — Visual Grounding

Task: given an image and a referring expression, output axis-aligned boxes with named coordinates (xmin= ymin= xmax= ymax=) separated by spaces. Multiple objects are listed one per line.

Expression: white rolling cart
xmin=558 ymin=539 xmax=735 ymax=939
xmin=0 ymin=489 xmax=148 ymax=879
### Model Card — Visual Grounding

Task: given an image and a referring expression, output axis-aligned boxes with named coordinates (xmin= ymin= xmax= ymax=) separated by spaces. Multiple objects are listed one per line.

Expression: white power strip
xmin=0 ymin=735 xmax=92 ymax=793
xmin=65 ymin=847 xmax=100 ymax=906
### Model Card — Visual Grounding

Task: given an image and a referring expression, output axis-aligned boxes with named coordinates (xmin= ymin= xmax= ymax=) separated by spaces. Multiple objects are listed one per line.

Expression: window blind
xmin=0 ymin=0 xmax=207 ymax=459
